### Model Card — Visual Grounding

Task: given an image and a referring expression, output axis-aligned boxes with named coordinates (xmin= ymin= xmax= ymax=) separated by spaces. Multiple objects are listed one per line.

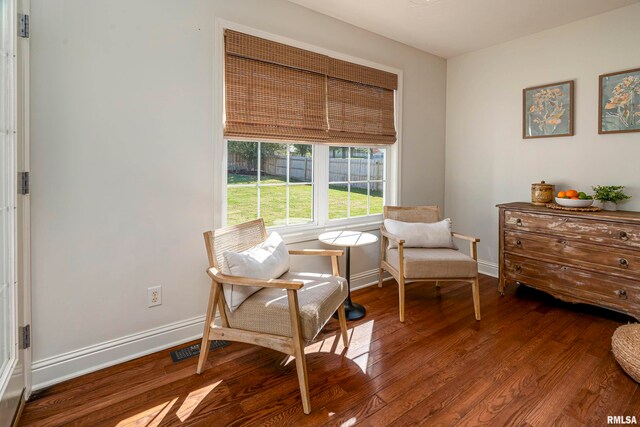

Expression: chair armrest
xmin=288 ymin=249 xmax=344 ymax=257
xmin=206 ymin=267 xmax=304 ymax=290
xmin=452 ymin=232 xmax=479 ymax=262
xmin=452 ymin=232 xmax=480 ymax=243
xmin=289 ymin=249 xmax=344 ymax=277
xmin=380 ymin=227 xmax=405 ymax=245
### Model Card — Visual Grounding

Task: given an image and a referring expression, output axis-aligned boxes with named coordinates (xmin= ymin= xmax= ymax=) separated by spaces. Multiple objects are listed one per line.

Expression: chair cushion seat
xmin=224 ymin=271 xmax=347 ymax=341
xmin=386 ymin=248 xmax=477 ymax=279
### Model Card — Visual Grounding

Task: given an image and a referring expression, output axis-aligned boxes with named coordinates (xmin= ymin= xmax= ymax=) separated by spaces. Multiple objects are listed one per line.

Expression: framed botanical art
xmin=523 ymin=80 xmax=574 ymax=139
xmin=599 ymin=67 xmax=640 ymax=134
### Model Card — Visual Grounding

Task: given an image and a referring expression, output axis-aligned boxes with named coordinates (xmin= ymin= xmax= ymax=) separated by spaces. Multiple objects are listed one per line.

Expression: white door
xmin=0 ymin=0 xmax=29 ymax=423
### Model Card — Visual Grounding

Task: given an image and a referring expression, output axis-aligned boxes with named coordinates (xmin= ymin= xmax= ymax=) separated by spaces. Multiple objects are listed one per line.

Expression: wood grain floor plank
xmin=371 ymin=305 xmax=575 ymax=426
xmin=623 ymin=385 xmax=640 ymax=418
xmin=19 ymin=275 xmax=637 ymax=427
xmin=468 ymin=340 xmax=595 ymax=426
xmin=561 ymin=354 xmax=637 ymax=425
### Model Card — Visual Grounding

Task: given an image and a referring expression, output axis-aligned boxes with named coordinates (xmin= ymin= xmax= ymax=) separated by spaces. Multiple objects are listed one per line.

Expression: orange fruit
xmin=557 ymin=191 xmax=566 ymax=198
xmin=571 ymin=196 xmax=579 ymax=200
xmin=566 ymin=189 xmax=579 ymax=198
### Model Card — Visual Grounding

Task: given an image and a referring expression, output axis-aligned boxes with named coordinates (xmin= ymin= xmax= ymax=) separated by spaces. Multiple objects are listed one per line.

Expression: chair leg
xmin=399 ymin=276 xmax=406 ymax=323
xmin=197 ymin=281 xmax=221 ymax=374
xmin=378 ymin=268 xmax=385 ymax=288
xmin=472 ymin=276 xmax=481 ymax=321
xmin=217 ymin=297 xmax=230 ymax=328
xmin=293 ymin=342 xmax=311 ymax=414
xmin=287 ymin=289 xmax=311 ymax=414
xmin=337 ymin=302 xmax=349 ymax=348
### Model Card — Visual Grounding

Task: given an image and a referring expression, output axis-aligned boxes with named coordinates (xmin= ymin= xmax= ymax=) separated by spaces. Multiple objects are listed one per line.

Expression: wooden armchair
xmin=197 ymin=219 xmax=349 ymax=414
xmin=378 ymin=206 xmax=481 ymax=323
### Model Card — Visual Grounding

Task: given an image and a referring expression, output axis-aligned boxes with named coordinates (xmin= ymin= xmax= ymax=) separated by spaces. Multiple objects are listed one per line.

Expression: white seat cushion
xmin=386 ymin=248 xmax=477 ymax=279
xmin=224 ymin=271 xmax=348 ymax=341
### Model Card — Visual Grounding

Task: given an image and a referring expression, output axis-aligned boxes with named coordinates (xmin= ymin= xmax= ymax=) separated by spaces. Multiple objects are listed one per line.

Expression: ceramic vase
xmin=603 ymin=201 xmax=617 ymax=211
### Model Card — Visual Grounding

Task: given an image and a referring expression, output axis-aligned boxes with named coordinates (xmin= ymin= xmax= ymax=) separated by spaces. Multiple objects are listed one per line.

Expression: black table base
xmin=334 ymin=246 xmax=366 ymax=321
xmin=342 ymin=299 xmax=366 ymax=321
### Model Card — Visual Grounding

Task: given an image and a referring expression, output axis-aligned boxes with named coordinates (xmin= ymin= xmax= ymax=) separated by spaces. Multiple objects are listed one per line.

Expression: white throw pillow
xmin=383 ymin=218 xmax=457 ymax=249
xmin=222 ymin=232 xmax=290 ymax=311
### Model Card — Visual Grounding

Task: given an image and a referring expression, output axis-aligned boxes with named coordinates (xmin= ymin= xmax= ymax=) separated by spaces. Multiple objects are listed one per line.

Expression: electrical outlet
xmin=148 ymin=286 xmax=162 ymax=307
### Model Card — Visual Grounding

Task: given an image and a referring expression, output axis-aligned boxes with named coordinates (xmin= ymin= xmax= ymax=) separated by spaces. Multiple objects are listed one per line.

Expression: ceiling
xmin=287 ymin=0 xmax=638 ymax=58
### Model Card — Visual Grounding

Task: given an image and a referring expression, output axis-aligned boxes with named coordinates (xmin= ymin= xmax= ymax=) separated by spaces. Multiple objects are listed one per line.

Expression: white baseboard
xmin=345 ymin=260 xmax=501 ymax=291
xmin=31 ymin=315 xmax=206 ymax=391
xmin=30 ymin=270 xmax=387 ymax=391
xmin=478 ymin=259 xmax=499 ymax=278
xmin=32 ymin=263 xmax=490 ymax=391
xmin=350 ymin=268 xmax=392 ymax=291
xmin=350 ymin=261 xmax=500 ymax=286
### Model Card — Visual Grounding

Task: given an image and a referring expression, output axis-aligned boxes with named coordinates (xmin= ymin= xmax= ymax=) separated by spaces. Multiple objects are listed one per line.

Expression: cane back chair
xmin=197 ymin=218 xmax=349 ymax=414
xmin=379 ymin=206 xmax=481 ymax=323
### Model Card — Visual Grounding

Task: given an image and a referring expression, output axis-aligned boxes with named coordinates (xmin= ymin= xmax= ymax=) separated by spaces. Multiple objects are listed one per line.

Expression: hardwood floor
xmin=19 ymin=275 xmax=639 ymax=426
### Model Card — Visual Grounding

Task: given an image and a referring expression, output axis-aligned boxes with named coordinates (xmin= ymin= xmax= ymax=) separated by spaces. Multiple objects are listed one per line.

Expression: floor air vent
xmin=170 ymin=340 xmax=230 ymax=363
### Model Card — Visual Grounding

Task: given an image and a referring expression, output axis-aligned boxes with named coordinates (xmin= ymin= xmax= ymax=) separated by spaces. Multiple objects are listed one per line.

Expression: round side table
xmin=319 ymin=230 xmax=378 ymax=320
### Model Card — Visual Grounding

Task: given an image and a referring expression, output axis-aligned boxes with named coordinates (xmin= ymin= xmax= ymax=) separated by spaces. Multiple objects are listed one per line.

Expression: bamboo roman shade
xmin=224 ymin=29 xmax=398 ymax=145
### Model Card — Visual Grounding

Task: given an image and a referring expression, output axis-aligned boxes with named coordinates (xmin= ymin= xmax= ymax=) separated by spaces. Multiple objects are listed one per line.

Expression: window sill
xmin=271 ymin=216 xmax=383 ymax=245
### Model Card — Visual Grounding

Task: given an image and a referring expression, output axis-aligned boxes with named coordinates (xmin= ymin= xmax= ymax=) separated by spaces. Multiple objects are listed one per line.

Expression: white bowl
xmin=555 ymin=197 xmax=594 ymax=207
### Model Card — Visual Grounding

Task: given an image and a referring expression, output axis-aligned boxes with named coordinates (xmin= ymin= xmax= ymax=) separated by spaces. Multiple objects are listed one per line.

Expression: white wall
xmin=29 ymin=0 xmax=446 ymax=387
xmin=445 ymin=3 xmax=640 ymax=274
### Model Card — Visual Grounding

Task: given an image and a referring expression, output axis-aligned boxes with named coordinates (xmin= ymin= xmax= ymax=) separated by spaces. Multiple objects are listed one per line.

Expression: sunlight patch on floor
xmin=176 ymin=380 xmax=222 ymax=421
xmin=115 ymin=397 xmax=178 ymax=427
xmin=343 ymin=320 xmax=374 ymax=373
xmin=284 ymin=320 xmax=375 ymax=373
xmin=341 ymin=416 xmax=358 ymax=426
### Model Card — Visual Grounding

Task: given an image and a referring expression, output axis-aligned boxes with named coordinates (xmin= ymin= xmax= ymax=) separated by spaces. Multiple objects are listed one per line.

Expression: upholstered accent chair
xmin=379 ymin=206 xmax=481 ymax=323
xmin=197 ymin=218 xmax=349 ymax=414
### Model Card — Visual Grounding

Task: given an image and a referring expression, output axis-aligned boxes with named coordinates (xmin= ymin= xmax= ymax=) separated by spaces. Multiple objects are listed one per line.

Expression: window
xmin=328 ymin=147 xmax=385 ymax=220
xmin=227 ymin=141 xmax=313 ymax=227
xmin=218 ymin=27 xmax=400 ymax=233
xmin=226 ymin=141 xmax=390 ymax=230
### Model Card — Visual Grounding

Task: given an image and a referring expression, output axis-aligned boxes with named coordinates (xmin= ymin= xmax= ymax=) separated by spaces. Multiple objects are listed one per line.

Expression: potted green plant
xmin=592 ymin=185 xmax=631 ymax=211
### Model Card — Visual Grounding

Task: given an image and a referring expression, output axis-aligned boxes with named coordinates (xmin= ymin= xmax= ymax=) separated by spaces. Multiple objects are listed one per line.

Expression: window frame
xmin=213 ymin=19 xmax=402 ymax=243
xmin=327 ymin=147 xmax=387 ymax=221
xmin=226 ymin=140 xmax=315 ymax=228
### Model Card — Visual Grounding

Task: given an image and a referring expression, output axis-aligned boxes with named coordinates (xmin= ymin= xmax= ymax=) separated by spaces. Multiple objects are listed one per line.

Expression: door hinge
xmin=19 ymin=325 xmax=30 ymax=349
xmin=18 ymin=171 xmax=29 ymax=195
xmin=18 ymin=14 xmax=29 ymax=38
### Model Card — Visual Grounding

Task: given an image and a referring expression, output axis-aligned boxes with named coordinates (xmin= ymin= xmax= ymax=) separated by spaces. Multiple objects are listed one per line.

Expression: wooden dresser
xmin=497 ymin=202 xmax=640 ymax=320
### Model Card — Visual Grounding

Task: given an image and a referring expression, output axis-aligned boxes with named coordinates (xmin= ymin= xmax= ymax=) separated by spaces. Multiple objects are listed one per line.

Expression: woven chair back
xmin=204 ymin=218 xmax=268 ymax=269
xmin=383 ymin=205 xmax=441 ymax=223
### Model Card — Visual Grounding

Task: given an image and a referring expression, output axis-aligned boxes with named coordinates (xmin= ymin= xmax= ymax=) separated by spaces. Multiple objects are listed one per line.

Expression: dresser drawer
xmin=504 ymin=210 xmax=640 ymax=249
xmin=504 ymin=230 xmax=640 ymax=280
xmin=504 ymin=254 xmax=640 ymax=315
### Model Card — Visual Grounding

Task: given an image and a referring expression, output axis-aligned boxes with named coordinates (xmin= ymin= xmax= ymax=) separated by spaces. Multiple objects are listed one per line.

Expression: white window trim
xmin=212 ymin=19 xmax=403 ymax=244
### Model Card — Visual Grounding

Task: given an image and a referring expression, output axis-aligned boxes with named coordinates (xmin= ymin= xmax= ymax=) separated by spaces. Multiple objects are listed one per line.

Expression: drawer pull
xmin=616 ymin=289 xmax=628 ymax=299
xmin=620 ymin=231 xmax=628 ymax=241
xmin=619 ymin=258 xmax=629 ymax=268
xmin=514 ymin=265 xmax=522 ymax=273
xmin=557 ymin=239 xmax=567 ymax=245
xmin=515 ymin=239 xmax=522 ymax=247
xmin=516 ymin=218 xmax=523 ymax=226
xmin=561 ymin=266 xmax=569 ymax=271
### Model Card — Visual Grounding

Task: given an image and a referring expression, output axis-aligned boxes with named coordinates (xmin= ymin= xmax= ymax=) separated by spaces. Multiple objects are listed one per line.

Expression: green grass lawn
xmin=227 ymin=174 xmax=383 ymax=226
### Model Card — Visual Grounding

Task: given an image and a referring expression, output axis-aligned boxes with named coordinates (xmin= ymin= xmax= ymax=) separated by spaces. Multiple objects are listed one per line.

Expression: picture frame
xmin=599 ymin=67 xmax=640 ymax=134
xmin=523 ymin=80 xmax=574 ymax=139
